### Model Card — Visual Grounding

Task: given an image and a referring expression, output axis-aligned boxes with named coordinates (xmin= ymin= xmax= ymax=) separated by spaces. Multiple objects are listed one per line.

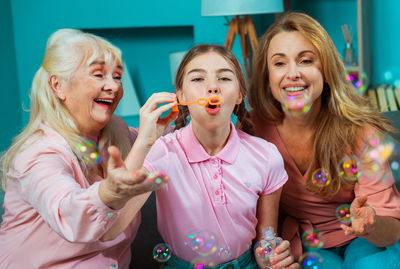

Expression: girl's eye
xmin=191 ymin=77 xmax=203 ymax=82
xmin=219 ymin=77 xmax=231 ymax=81
xmin=274 ymin=61 xmax=285 ymax=67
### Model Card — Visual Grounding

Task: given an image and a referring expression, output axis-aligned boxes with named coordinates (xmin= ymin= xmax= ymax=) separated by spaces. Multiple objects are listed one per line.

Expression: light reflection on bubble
xmin=299 ymin=252 xmax=323 ymax=269
xmin=185 ymin=230 xmax=217 ymax=256
xmin=302 ymin=229 xmax=324 ymax=249
xmin=336 ymin=204 xmax=353 ymax=224
xmin=75 ymin=139 xmax=102 ymax=167
xmin=311 ymin=169 xmax=331 ymax=187
xmin=281 ymin=89 xmax=311 ymax=116
xmin=153 ymin=243 xmax=172 ymax=262
xmin=338 ymin=156 xmax=361 ymax=181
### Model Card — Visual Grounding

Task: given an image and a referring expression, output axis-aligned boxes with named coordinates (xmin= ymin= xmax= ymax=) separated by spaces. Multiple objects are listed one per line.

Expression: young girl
xmin=108 ymin=44 xmax=297 ymax=268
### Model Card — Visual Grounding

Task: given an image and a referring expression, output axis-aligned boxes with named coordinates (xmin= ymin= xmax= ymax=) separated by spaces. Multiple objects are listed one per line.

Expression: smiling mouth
xmin=94 ymin=98 xmax=113 ymax=106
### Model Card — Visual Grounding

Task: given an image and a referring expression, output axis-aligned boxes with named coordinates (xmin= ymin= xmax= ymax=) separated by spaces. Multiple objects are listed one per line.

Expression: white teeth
xmin=94 ymin=98 xmax=113 ymax=103
xmin=285 ymin=86 xmax=305 ymax=92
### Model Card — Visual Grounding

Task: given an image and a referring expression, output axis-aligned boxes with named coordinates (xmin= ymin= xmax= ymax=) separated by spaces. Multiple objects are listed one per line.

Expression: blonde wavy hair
xmin=1 ymin=29 xmax=131 ymax=190
xmin=249 ymin=12 xmax=396 ymax=197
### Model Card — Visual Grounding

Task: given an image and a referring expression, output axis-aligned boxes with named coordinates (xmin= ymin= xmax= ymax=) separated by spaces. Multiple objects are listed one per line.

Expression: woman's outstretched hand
xmin=99 ymin=146 xmax=169 ymax=210
xmin=341 ymin=196 xmax=376 ymax=237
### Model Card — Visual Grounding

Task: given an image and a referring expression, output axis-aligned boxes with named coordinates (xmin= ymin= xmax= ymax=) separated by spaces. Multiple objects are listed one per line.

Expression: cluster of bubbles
xmin=281 ymin=89 xmax=311 ymax=116
xmin=152 ymin=243 xmax=172 ymax=262
xmin=75 ymin=139 xmax=102 ymax=167
xmin=300 ymin=229 xmax=324 ymax=268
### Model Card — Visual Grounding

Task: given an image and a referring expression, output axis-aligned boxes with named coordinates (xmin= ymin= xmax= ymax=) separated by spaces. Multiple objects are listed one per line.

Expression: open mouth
xmin=94 ymin=98 xmax=113 ymax=106
xmin=284 ymin=86 xmax=307 ymax=95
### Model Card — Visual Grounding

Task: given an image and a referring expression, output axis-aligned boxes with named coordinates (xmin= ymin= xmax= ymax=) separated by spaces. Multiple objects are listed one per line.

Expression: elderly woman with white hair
xmin=0 ymin=29 xmax=177 ymax=268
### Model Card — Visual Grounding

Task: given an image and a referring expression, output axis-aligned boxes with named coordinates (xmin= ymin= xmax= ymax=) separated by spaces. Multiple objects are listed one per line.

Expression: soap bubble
xmin=281 ymin=89 xmax=311 ymax=116
xmin=153 ymin=243 xmax=172 ymax=262
xmin=185 ymin=230 xmax=217 ymax=256
xmin=338 ymin=155 xmax=361 ymax=181
xmin=311 ymin=169 xmax=331 ymax=187
xmin=336 ymin=204 xmax=353 ymax=224
xmin=302 ymin=229 xmax=324 ymax=249
xmin=299 ymin=252 xmax=323 ymax=269
xmin=75 ymin=139 xmax=102 ymax=167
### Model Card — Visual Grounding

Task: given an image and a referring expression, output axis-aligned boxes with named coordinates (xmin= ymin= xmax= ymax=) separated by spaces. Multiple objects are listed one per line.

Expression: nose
xmin=286 ymin=63 xmax=301 ymax=80
xmin=207 ymin=79 xmax=221 ymax=94
xmin=104 ymin=75 xmax=120 ymax=93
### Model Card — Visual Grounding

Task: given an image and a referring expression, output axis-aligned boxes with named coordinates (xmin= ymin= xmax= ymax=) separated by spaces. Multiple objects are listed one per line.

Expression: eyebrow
xmin=187 ymin=68 xmax=234 ymax=74
xmin=89 ymin=60 xmax=123 ymax=70
xmin=270 ymin=50 xmax=316 ymax=59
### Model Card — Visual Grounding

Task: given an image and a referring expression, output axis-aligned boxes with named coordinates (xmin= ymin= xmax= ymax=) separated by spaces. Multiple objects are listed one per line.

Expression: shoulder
xmin=12 ymin=126 xmax=74 ymax=173
xmin=236 ymin=128 xmax=281 ymax=156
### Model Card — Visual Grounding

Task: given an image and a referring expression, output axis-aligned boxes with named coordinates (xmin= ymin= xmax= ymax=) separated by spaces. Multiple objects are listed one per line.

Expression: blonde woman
xmin=247 ymin=12 xmax=400 ymax=268
xmin=0 ymin=29 xmax=172 ymax=268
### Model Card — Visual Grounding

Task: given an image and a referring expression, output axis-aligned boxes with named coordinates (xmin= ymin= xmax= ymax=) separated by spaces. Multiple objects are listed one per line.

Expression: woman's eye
xmin=113 ymin=75 xmax=122 ymax=80
xmin=93 ymin=73 xmax=104 ymax=78
xmin=219 ymin=77 xmax=231 ymax=81
xmin=301 ymin=59 xmax=313 ymax=64
xmin=191 ymin=77 xmax=203 ymax=82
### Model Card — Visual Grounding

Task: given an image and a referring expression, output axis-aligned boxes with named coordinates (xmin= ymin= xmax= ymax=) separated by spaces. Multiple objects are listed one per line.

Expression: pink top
xmin=144 ymin=122 xmax=288 ymax=264
xmin=0 ymin=123 xmax=140 ymax=269
xmin=251 ymin=115 xmax=400 ymax=259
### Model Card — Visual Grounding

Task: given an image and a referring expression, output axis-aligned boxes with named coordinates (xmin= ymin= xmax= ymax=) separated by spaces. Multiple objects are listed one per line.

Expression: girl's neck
xmin=191 ymin=121 xmax=232 ymax=156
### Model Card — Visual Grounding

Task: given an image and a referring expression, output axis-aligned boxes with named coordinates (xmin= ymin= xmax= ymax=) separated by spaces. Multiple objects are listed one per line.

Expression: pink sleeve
xmin=13 ymin=143 xmax=120 ymax=243
xmin=261 ymin=143 xmax=288 ymax=195
xmin=355 ymin=128 xmax=400 ymax=219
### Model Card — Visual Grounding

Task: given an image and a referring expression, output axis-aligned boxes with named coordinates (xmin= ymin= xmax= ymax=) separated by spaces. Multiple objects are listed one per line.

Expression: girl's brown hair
xmin=174 ymin=44 xmax=253 ymax=134
xmin=249 ymin=12 xmax=396 ymax=197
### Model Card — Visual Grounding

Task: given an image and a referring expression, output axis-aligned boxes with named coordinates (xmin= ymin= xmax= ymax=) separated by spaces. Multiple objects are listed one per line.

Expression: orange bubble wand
xmin=172 ymin=96 xmax=221 ymax=112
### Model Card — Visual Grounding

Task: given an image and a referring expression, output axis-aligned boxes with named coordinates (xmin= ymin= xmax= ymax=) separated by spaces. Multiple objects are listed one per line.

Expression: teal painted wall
xmin=0 ymin=0 xmax=21 ymax=153
xmin=2 ymin=0 xmax=400 ymax=138
xmin=370 ymin=0 xmax=400 ymax=85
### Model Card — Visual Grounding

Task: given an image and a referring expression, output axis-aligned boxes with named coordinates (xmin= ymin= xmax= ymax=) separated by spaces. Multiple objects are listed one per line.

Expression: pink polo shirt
xmin=144 ymin=122 xmax=288 ymax=265
xmin=251 ymin=115 xmax=400 ymax=259
xmin=0 ymin=123 xmax=140 ymax=269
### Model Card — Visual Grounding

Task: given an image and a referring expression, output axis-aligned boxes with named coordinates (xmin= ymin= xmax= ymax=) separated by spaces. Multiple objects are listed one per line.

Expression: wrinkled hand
xmin=341 ymin=196 xmax=376 ymax=237
xmin=137 ymin=92 xmax=178 ymax=148
xmin=269 ymin=240 xmax=299 ymax=269
xmin=99 ymin=146 xmax=169 ymax=210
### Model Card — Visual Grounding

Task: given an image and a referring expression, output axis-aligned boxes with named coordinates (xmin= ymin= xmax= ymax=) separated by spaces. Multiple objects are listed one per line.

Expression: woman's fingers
xmin=140 ymin=92 xmax=176 ymax=114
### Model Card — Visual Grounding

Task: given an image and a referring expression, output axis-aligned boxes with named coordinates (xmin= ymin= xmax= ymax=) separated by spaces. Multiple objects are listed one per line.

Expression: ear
xmin=176 ymin=88 xmax=185 ymax=102
xmin=48 ymin=74 xmax=66 ymax=101
xmin=235 ymin=91 xmax=243 ymax=105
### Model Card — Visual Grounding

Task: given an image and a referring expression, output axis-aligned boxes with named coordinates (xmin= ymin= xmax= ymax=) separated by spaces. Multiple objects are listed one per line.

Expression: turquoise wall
xmin=0 ymin=0 xmax=21 ymax=153
xmin=2 ymin=0 xmax=400 ymax=143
